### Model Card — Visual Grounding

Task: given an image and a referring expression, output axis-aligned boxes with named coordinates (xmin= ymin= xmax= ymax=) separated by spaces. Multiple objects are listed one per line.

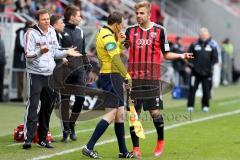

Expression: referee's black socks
xmin=114 ymin=122 xmax=128 ymax=153
xmin=87 ymin=119 xmax=109 ymax=150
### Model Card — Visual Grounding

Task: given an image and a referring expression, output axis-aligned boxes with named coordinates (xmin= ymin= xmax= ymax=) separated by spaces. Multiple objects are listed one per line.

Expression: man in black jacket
xmin=13 ymin=21 xmax=33 ymax=101
xmin=60 ymin=5 xmax=90 ymax=142
xmin=171 ymin=36 xmax=190 ymax=85
xmin=187 ymin=28 xmax=218 ymax=112
xmin=50 ymin=15 xmax=68 ymax=66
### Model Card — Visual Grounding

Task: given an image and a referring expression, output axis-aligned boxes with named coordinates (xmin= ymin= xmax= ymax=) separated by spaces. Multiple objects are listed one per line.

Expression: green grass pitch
xmin=0 ymin=84 xmax=240 ymax=160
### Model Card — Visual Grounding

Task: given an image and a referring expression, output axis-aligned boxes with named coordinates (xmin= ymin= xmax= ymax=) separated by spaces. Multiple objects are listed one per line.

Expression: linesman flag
xmin=125 ymin=80 xmax=145 ymax=139
xmin=128 ymin=102 xmax=145 ymax=139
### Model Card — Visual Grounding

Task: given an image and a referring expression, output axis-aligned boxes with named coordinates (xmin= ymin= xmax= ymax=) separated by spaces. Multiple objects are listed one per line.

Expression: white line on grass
xmin=5 ymin=98 xmax=239 ymax=146
xmin=6 ymin=97 xmax=240 ymax=147
xmin=51 ymin=126 xmax=113 ymax=139
xmin=218 ymin=99 xmax=240 ymax=106
xmin=6 ymin=96 xmax=240 ymax=147
xmin=30 ymin=109 xmax=240 ymax=160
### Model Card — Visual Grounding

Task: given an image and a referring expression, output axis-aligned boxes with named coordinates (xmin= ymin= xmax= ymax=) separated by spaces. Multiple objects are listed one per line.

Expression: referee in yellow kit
xmin=82 ymin=12 xmax=135 ymax=159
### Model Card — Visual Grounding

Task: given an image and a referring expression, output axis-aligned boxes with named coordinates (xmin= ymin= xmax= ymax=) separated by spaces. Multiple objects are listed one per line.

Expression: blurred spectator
xmin=0 ymin=30 xmax=6 ymax=102
xmin=221 ymin=38 xmax=234 ymax=85
xmin=3 ymin=0 xmax=16 ymax=21
xmin=2 ymin=0 xmax=46 ymax=18
xmin=88 ymin=46 xmax=98 ymax=63
xmin=187 ymin=28 xmax=218 ymax=112
xmin=171 ymin=36 xmax=191 ymax=85
xmin=108 ymin=0 xmax=120 ymax=12
xmin=124 ymin=11 xmax=136 ymax=25
xmin=171 ymin=36 xmax=184 ymax=53
xmin=83 ymin=0 xmax=98 ymax=23
xmin=87 ymin=60 xmax=99 ymax=88
xmin=15 ymin=0 xmax=37 ymax=18
xmin=42 ymin=0 xmax=63 ymax=15
xmin=14 ymin=0 xmax=24 ymax=12
xmin=209 ymin=38 xmax=222 ymax=88
xmin=95 ymin=0 xmax=110 ymax=21
xmin=87 ymin=47 xmax=100 ymax=86
xmin=13 ymin=21 xmax=34 ymax=102
xmin=128 ymin=14 xmax=136 ymax=25
xmin=230 ymin=0 xmax=240 ymax=3
xmin=73 ymin=0 xmax=82 ymax=10
xmin=0 ymin=0 xmax=5 ymax=12
xmin=123 ymin=11 xmax=130 ymax=21
xmin=50 ymin=0 xmax=64 ymax=15
xmin=150 ymin=0 xmax=164 ymax=25
xmin=232 ymin=59 xmax=240 ymax=83
xmin=4 ymin=0 xmax=15 ymax=13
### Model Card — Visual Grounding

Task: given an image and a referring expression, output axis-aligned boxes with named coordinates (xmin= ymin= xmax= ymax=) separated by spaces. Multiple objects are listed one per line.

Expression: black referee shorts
xmin=97 ymin=73 xmax=124 ymax=108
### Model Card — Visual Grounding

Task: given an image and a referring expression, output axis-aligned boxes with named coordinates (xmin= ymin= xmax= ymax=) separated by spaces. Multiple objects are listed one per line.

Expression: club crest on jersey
xmin=150 ymin=32 xmax=157 ymax=38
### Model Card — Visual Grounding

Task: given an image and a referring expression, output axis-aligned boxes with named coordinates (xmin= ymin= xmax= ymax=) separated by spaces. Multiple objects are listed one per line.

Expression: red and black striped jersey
xmin=125 ymin=23 xmax=170 ymax=80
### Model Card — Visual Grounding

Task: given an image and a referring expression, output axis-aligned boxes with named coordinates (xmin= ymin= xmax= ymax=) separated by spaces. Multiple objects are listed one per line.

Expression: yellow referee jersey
xmin=96 ymin=26 xmax=130 ymax=80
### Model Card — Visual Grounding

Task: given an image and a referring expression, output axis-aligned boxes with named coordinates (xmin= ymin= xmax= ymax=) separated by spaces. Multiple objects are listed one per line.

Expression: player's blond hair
xmin=135 ymin=1 xmax=151 ymax=11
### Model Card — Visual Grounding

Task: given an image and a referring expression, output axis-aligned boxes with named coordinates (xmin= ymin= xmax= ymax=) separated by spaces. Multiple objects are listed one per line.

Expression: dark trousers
xmin=60 ymin=94 xmax=84 ymax=131
xmin=0 ymin=64 xmax=4 ymax=101
xmin=17 ymin=71 xmax=24 ymax=99
xmin=187 ymin=75 xmax=211 ymax=108
xmin=59 ymin=69 xmax=86 ymax=131
xmin=24 ymin=74 xmax=56 ymax=142
xmin=179 ymin=70 xmax=190 ymax=86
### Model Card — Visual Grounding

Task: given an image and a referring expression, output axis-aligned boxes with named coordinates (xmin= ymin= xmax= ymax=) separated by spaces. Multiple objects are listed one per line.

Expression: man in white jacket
xmin=23 ymin=9 xmax=80 ymax=149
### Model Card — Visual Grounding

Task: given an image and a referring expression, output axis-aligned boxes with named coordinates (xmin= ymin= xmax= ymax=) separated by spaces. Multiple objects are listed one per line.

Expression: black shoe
xmin=69 ymin=123 xmax=77 ymax=141
xmin=22 ymin=141 xmax=31 ymax=149
xmin=38 ymin=140 xmax=54 ymax=148
xmin=82 ymin=145 xmax=100 ymax=159
xmin=119 ymin=152 xmax=137 ymax=158
xmin=61 ymin=130 xmax=70 ymax=143
xmin=70 ymin=132 xmax=77 ymax=141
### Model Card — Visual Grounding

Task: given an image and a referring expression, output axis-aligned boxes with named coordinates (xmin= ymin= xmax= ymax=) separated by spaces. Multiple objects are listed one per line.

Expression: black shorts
xmin=131 ymin=79 xmax=163 ymax=111
xmin=97 ymin=73 xmax=124 ymax=108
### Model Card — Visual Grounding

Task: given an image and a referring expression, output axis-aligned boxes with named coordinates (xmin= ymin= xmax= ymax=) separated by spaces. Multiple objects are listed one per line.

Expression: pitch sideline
xmin=30 ymin=109 xmax=240 ymax=160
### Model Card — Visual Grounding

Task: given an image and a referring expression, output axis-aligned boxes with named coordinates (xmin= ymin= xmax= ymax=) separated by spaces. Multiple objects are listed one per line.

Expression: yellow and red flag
xmin=128 ymin=104 xmax=145 ymax=139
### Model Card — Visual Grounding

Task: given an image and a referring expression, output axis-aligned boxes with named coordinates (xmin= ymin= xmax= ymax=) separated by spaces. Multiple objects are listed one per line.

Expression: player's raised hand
xmin=181 ymin=53 xmax=194 ymax=59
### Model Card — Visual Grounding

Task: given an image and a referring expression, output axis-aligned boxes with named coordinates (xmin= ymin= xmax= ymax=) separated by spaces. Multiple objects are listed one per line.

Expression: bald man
xmin=187 ymin=28 xmax=218 ymax=112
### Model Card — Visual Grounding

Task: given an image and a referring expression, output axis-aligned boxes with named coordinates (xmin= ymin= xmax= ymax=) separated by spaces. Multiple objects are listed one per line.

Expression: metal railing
xmin=164 ymin=14 xmax=198 ymax=36
xmin=0 ymin=13 xmax=28 ymax=101
xmin=164 ymin=0 xmax=201 ymax=36
xmin=120 ymin=0 xmax=200 ymax=36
